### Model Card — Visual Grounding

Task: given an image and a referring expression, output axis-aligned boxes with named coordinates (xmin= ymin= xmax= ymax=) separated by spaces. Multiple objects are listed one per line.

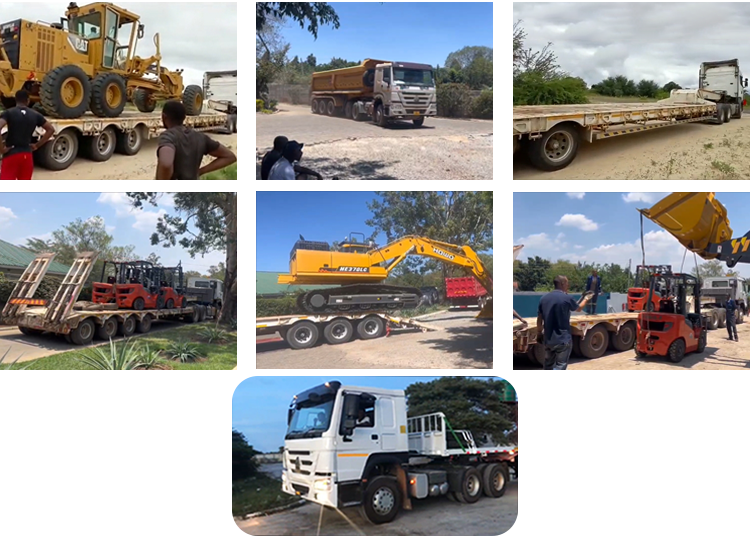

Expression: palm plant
xmin=166 ymin=341 xmax=200 ymax=363
xmin=198 ymin=325 xmax=232 ymax=344
xmin=75 ymin=339 xmax=152 ymax=370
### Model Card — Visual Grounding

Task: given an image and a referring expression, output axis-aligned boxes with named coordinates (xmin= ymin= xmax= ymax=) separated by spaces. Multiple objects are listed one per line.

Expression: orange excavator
xmin=278 ymin=233 xmax=493 ymax=318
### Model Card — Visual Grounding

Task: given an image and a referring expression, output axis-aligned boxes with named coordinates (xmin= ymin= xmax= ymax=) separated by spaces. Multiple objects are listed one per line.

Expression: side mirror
xmin=138 ymin=23 xmax=144 ymax=39
xmin=340 ymin=393 xmax=360 ymax=438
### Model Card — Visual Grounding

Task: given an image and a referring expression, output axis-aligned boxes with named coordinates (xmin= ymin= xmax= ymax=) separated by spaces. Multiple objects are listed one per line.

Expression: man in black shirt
xmin=260 ymin=136 xmax=287 ymax=180
xmin=537 ymin=276 xmax=592 ymax=370
xmin=0 ymin=90 xmax=54 ymax=180
xmin=156 ymin=100 xmax=236 ymax=180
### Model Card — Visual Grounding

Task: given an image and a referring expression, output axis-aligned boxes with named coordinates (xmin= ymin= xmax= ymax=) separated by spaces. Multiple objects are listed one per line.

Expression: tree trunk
xmin=219 ymin=194 xmax=238 ymax=324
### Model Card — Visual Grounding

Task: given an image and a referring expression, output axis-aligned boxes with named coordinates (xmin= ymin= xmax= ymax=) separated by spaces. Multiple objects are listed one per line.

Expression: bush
xmin=166 ymin=341 xmax=200 ymax=363
xmin=256 ymin=99 xmax=264 ymax=112
xmin=198 ymin=325 xmax=232 ymax=344
xmin=232 ymin=430 xmax=259 ymax=481
xmin=257 ymin=295 xmax=298 ymax=317
xmin=436 ymin=83 xmax=472 ymax=118
xmin=74 ymin=339 xmax=153 ymax=370
xmin=471 ymin=90 xmax=493 ymax=119
xmin=513 ymin=72 xmax=588 ymax=106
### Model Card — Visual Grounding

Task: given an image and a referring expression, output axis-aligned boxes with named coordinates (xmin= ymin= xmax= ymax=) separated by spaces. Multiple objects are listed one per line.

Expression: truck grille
xmin=401 ymin=93 xmax=431 ymax=107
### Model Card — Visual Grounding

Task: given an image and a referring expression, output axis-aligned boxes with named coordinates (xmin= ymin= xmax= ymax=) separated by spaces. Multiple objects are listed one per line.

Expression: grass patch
xmin=202 ymin=162 xmax=237 ymax=180
xmin=711 ymin=160 xmax=738 ymax=179
xmin=10 ymin=323 xmax=237 ymax=370
xmin=704 ymin=142 xmax=714 ymax=150
xmin=233 ymin=474 xmax=296 ymax=517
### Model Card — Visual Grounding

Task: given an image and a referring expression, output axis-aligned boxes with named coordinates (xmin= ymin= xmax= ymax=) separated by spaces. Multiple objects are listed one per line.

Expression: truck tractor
xmin=282 ymin=381 xmax=517 ymax=524
xmin=310 ymin=59 xmax=437 ymax=127
xmin=186 ymin=277 xmax=224 ymax=308
xmin=700 ymin=276 xmax=749 ymax=325
xmin=699 ymin=59 xmax=748 ymax=120
xmin=0 ymin=2 xmax=204 ymax=119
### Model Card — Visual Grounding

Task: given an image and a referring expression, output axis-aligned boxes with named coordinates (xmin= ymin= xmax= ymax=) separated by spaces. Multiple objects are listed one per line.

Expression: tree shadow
xmin=300 ymin=156 xmax=403 ymax=180
xmin=420 ymin=324 xmax=493 ymax=368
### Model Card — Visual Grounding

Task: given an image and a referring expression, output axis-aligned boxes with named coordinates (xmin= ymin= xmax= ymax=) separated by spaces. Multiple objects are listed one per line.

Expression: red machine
xmin=627 ymin=264 xmax=672 ymax=312
xmin=115 ymin=262 xmax=185 ymax=310
xmin=92 ymin=261 xmax=126 ymax=304
xmin=445 ymin=276 xmax=488 ymax=310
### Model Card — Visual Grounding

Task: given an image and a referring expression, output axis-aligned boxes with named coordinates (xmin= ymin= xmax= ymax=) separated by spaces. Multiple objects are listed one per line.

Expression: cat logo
xmin=432 ymin=247 xmax=455 ymax=260
xmin=67 ymin=35 xmax=89 ymax=54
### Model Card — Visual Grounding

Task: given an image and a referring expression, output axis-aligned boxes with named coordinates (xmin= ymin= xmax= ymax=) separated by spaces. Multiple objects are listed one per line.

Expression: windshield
xmin=286 ymin=394 xmax=336 ymax=439
xmin=393 ymin=68 xmax=434 ymax=88
xmin=70 ymin=12 xmax=101 ymax=39
xmin=193 ymin=281 xmax=209 ymax=288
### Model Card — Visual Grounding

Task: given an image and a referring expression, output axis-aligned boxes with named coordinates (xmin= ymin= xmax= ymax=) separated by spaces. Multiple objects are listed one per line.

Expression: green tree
xmin=306 ymin=53 xmax=317 ymax=67
xmin=692 ymin=260 xmax=727 ymax=278
xmin=445 ymin=46 xmax=493 ymax=71
xmin=232 ymin=430 xmax=259 ymax=481
xmin=464 ymin=55 xmax=493 ymax=90
xmin=126 ymin=193 xmax=237 ymax=324
xmin=145 ymin=252 xmax=160 ymax=265
xmin=663 ymin=81 xmax=682 ymax=93
xmin=513 ymin=256 xmax=551 ymax=291
xmin=513 ymin=20 xmax=563 ymax=79
xmin=184 ymin=270 xmax=203 ymax=280
xmin=256 ymin=3 xmax=340 ymax=40
xmin=636 ymin=79 xmax=660 ymax=98
xmin=405 ymin=377 xmax=516 ymax=445
xmin=208 ymin=262 xmax=226 ymax=281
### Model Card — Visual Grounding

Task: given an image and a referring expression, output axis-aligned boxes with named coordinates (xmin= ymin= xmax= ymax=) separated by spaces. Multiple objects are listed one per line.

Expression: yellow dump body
xmin=310 ymin=59 xmax=388 ymax=96
xmin=639 ymin=192 xmax=733 ymax=258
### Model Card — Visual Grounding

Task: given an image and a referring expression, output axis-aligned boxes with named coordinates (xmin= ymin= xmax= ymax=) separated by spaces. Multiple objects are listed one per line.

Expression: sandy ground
xmin=27 ymin=133 xmax=237 ymax=180
xmin=236 ymin=482 xmax=517 ymax=536
xmin=256 ymin=104 xmax=492 ymax=180
xmin=514 ymin=319 xmax=750 ymax=370
xmin=256 ymin=311 xmax=492 ymax=369
xmin=513 ymin=114 xmax=750 ymax=180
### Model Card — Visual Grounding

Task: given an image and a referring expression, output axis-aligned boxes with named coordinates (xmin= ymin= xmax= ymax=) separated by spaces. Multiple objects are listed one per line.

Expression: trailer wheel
xmin=287 ymin=321 xmax=319 ymax=349
xmin=326 ymin=100 xmax=335 ymax=116
xmin=323 ymin=318 xmax=354 ymax=345
xmin=572 ymin=335 xmax=582 ymax=357
xmin=345 ymin=101 xmax=353 ymax=119
xmin=610 ymin=321 xmax=636 ymax=351
xmin=668 ymin=338 xmax=686 ymax=363
xmin=351 ymin=102 xmax=363 ymax=121
xmin=132 ymin=297 xmax=145 ymax=311
xmin=136 ymin=315 xmax=152 ymax=334
xmin=482 ymin=463 xmax=509 ymax=498
xmin=738 ymin=310 xmax=745 ymax=324
xmin=64 ymin=332 xmax=73 ymax=344
xmin=83 ymin=126 xmax=117 ymax=162
xmin=182 ymin=85 xmax=204 ymax=116
xmin=35 ymin=128 xmax=79 ymax=171
xmin=95 ymin=317 xmax=118 ymax=340
xmin=115 ymin=125 xmax=145 ymax=156
xmin=118 ymin=316 xmax=136 ymax=337
xmin=89 ymin=73 xmax=127 ymax=117
xmin=133 ymin=88 xmax=156 ymax=113
xmin=195 ymin=306 xmax=204 ymax=323
xmin=526 ymin=343 xmax=545 ymax=367
xmin=527 ymin=124 xmax=580 ymax=171
xmin=362 ymin=476 xmax=401 ymax=525
xmin=697 ymin=330 xmax=707 ymax=353
xmin=311 ymin=99 xmax=320 ymax=114
xmin=579 ymin=326 xmax=609 ymax=359
xmin=40 ymin=64 xmax=91 ymax=118
xmin=70 ymin=319 xmax=95 ymax=345
xmin=718 ymin=311 xmax=727 ymax=328
xmin=374 ymin=103 xmax=388 ymax=127
xmin=452 ymin=467 xmax=482 ymax=504
xmin=724 ymin=105 xmax=731 ymax=123
xmin=18 ymin=327 xmax=43 ymax=336
xmin=708 ymin=311 xmax=719 ymax=330
xmin=357 ymin=315 xmax=386 ymax=340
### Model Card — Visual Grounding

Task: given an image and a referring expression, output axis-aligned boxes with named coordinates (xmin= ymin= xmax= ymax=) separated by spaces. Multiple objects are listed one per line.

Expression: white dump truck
xmin=281 ymin=381 xmax=517 ymax=524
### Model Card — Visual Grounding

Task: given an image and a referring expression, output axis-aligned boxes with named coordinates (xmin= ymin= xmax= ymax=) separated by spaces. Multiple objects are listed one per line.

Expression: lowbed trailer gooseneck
xmin=282 ymin=381 xmax=517 ymax=524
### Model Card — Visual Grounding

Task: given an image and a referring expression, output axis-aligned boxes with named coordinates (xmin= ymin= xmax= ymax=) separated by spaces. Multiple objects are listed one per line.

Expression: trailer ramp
xmin=44 ymin=252 xmax=98 ymax=327
xmin=0 ymin=253 xmax=57 ymax=322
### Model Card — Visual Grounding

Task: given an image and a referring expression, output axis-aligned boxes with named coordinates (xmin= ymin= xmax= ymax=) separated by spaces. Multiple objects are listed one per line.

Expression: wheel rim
xmin=97 ymin=130 xmax=114 ymax=154
xmin=125 ymin=318 xmax=135 ymax=332
xmin=80 ymin=322 xmax=93 ymax=341
xmin=590 ymin=331 xmax=605 ymax=351
xmin=331 ymin=323 xmax=348 ymax=339
xmin=372 ymin=487 xmax=395 ymax=515
xmin=127 ymin=129 xmax=140 ymax=148
xmin=294 ymin=327 xmax=313 ymax=344
xmin=466 ymin=474 xmax=480 ymax=496
xmin=106 ymin=83 xmax=122 ymax=107
xmin=105 ymin=319 xmax=116 ymax=335
xmin=493 ymin=469 xmax=505 ymax=491
xmin=363 ymin=320 xmax=379 ymax=336
xmin=53 ymin=134 xmax=75 ymax=162
xmin=545 ymin=132 xmax=573 ymax=163
xmin=61 ymin=77 xmax=85 ymax=107
xmin=621 ymin=326 xmax=633 ymax=343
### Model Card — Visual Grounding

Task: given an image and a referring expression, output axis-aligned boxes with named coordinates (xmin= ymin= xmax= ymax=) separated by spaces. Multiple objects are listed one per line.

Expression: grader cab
xmin=0 ymin=2 xmax=203 ymax=119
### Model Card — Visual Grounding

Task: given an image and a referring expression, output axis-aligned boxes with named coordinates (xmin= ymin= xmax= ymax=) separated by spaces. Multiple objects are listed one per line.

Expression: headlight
xmin=281 ymin=470 xmax=287 ymax=482
xmin=314 ymin=478 xmax=332 ymax=491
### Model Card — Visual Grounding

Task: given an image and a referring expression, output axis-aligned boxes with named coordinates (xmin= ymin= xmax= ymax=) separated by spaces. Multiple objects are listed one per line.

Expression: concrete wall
xmin=267 ymin=84 xmax=310 ymax=105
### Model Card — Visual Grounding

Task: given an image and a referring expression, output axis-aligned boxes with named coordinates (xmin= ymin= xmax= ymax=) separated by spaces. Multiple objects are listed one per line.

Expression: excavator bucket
xmin=477 ymin=298 xmax=493 ymax=319
xmin=638 ymin=192 xmax=733 ymax=258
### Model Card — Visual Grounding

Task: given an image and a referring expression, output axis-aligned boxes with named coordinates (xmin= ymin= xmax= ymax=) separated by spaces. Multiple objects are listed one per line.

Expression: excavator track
xmin=297 ymin=284 xmax=423 ymax=314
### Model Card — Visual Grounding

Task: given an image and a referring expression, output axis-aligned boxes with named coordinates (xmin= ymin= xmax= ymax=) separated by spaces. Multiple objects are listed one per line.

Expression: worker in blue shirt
xmin=726 ymin=296 xmax=738 ymax=341
xmin=585 ymin=269 xmax=602 ymax=315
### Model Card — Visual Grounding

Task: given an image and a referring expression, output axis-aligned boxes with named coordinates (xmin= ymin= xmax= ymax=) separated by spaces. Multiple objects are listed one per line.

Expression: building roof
xmin=257 ymin=271 xmax=338 ymax=296
xmin=0 ymin=239 xmax=71 ymax=276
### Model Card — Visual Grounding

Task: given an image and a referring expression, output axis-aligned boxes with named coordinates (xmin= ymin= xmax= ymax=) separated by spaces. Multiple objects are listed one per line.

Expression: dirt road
xmin=514 ymin=321 xmax=750 ymax=370
xmin=28 ymin=133 xmax=237 ymax=180
xmin=256 ymin=311 xmax=492 ymax=369
xmin=514 ymin=115 xmax=750 ymax=180
xmin=236 ymin=482 xmax=517 ymax=536
xmin=256 ymin=104 xmax=492 ymax=180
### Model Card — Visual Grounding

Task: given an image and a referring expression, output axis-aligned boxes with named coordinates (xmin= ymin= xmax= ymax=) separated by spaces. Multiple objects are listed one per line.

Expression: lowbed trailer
xmin=0 ymin=110 xmax=229 ymax=172
xmin=513 ymin=89 xmax=731 ymax=172
xmin=256 ymin=312 xmax=439 ymax=350
xmin=0 ymin=252 xmax=216 ymax=345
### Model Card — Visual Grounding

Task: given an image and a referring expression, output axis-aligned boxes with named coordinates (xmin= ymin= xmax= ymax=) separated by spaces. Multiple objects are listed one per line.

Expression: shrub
xmin=257 ymin=295 xmax=298 ymax=317
xmin=74 ymin=339 xmax=152 ymax=370
xmin=513 ymin=72 xmax=588 ymax=106
xmin=137 ymin=345 xmax=163 ymax=369
xmin=269 ymin=100 xmax=278 ymax=111
xmin=198 ymin=325 xmax=232 ymax=344
xmin=436 ymin=83 xmax=472 ymax=118
xmin=256 ymin=99 xmax=264 ymax=112
xmin=471 ymin=90 xmax=493 ymax=119
xmin=166 ymin=341 xmax=200 ymax=363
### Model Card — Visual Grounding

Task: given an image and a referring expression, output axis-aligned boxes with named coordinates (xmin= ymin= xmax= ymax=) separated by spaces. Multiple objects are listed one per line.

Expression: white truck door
xmin=377 ymin=397 xmax=398 ymax=451
xmin=335 ymin=396 xmax=381 ymax=482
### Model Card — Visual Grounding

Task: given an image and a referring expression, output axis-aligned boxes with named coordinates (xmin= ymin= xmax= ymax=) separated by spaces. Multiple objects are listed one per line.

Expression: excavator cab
xmin=635 ymin=271 xmax=706 ymax=363
xmin=339 ymin=232 xmax=372 ymax=253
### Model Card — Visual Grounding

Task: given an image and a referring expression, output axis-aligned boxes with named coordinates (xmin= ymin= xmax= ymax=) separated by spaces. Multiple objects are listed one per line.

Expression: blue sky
xmin=514 ymin=192 xmax=750 ymax=278
xmin=0 ymin=193 xmax=224 ymax=272
xmin=232 ymin=376 xmax=504 ymax=453
xmin=276 ymin=2 xmax=493 ymax=68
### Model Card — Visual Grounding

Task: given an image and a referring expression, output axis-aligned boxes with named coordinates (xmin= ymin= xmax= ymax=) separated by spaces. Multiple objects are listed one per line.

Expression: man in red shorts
xmin=0 ymin=90 xmax=55 ymax=180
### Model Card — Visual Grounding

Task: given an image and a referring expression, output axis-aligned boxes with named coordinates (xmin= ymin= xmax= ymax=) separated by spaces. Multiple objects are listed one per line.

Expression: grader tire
xmin=182 ymin=85 xmax=204 ymax=116
xmin=41 ymin=65 xmax=91 ymax=119
xmin=90 ymin=73 xmax=127 ymax=117
xmin=133 ymin=88 xmax=156 ymax=113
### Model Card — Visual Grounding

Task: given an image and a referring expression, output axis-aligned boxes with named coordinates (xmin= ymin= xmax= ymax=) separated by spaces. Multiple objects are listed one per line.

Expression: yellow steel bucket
xmin=477 ymin=298 xmax=493 ymax=319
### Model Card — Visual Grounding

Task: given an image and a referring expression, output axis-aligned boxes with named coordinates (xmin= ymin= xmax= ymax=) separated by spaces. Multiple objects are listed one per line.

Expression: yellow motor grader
xmin=0 ymin=2 xmax=203 ymax=118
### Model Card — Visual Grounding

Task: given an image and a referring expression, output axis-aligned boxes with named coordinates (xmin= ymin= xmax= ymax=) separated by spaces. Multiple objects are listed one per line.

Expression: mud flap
xmin=395 ymin=467 xmax=412 ymax=510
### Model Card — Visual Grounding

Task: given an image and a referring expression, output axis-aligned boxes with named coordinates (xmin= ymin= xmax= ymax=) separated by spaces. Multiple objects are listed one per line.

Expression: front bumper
xmin=281 ymin=469 xmax=338 ymax=508
xmin=387 ymin=102 xmax=437 ymax=119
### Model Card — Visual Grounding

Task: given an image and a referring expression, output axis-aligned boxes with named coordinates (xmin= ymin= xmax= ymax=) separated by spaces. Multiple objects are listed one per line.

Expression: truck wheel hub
xmin=372 ymin=487 xmax=394 ymax=514
xmin=466 ymin=475 xmax=480 ymax=496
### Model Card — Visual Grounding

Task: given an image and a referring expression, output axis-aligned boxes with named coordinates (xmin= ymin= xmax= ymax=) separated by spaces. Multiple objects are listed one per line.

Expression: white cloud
xmin=574 ymin=245 xmax=584 ymax=249
xmin=566 ymin=192 xmax=586 ymax=199
xmin=132 ymin=209 xmax=167 ymax=232
xmin=622 ymin=192 xmax=669 ymax=204
xmin=515 ymin=232 xmax=568 ymax=253
xmin=98 ymin=193 xmax=168 ymax=232
xmin=0 ymin=206 xmax=17 ymax=226
xmin=555 ymin=213 xmax=599 ymax=231
xmin=97 ymin=193 xmax=134 ymax=217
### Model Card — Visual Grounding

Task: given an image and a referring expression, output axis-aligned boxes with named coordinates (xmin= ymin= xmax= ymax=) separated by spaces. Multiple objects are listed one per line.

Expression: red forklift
xmin=92 ymin=260 xmax=125 ymax=304
xmin=627 ymin=264 xmax=673 ymax=312
xmin=155 ymin=264 xmax=185 ymax=309
xmin=115 ymin=261 xmax=159 ymax=310
xmin=635 ymin=271 xmax=707 ymax=363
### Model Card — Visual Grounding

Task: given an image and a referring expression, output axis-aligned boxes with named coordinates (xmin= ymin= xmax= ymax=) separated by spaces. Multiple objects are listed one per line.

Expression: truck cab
xmin=187 ymin=277 xmax=224 ymax=305
xmin=370 ymin=61 xmax=437 ymax=123
xmin=699 ymin=59 xmax=748 ymax=118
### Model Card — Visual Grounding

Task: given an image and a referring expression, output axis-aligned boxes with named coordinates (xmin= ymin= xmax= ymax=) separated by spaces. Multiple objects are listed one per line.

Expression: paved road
xmin=256 ymin=104 xmax=492 ymax=180
xmin=237 ymin=482 xmax=517 ymax=536
xmin=256 ymin=311 xmax=492 ymax=370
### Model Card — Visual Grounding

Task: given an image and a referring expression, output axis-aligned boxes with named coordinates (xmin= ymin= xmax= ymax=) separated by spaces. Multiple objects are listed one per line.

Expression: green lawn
xmin=12 ymin=323 xmax=237 ymax=370
xmin=202 ymin=162 xmax=237 ymax=180
xmin=233 ymin=474 xmax=297 ymax=517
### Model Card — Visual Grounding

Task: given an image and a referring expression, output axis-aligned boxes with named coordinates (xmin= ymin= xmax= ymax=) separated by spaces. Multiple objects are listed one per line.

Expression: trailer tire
xmin=579 ymin=326 xmax=609 ymax=359
xmin=526 ymin=343 xmax=545 ymax=367
xmin=35 ymin=128 xmax=79 ymax=171
xmin=323 ymin=318 xmax=354 ymax=345
xmin=724 ymin=105 xmax=731 ymax=123
xmin=118 ymin=316 xmax=136 ymax=337
xmin=668 ymin=338 xmax=686 ymax=363
xmin=527 ymin=124 xmax=580 ymax=171
xmin=40 ymin=64 xmax=91 ymax=119
xmin=362 ymin=476 xmax=401 ymax=525
xmin=115 ymin=125 xmax=145 ymax=156
xmin=738 ymin=310 xmax=745 ymax=324
xmin=611 ymin=321 xmax=636 ymax=351
xmin=182 ymin=85 xmax=204 ymax=116
xmin=83 ymin=126 xmax=117 ymax=162
xmin=64 ymin=332 xmax=73 ymax=343
xmin=718 ymin=311 xmax=727 ymax=328
xmin=326 ymin=100 xmax=335 ymax=116
xmin=345 ymin=101 xmax=353 ymax=119
xmin=95 ymin=317 xmax=118 ymax=340
xmin=133 ymin=88 xmax=156 ymax=113
xmin=572 ymin=335 xmax=582 ymax=357
xmin=482 ymin=463 xmax=509 ymax=498
xmin=287 ymin=321 xmax=319 ymax=349
xmin=136 ymin=315 xmax=152 ymax=334
xmin=452 ymin=467 xmax=482 ymax=504
xmin=90 ymin=73 xmax=127 ymax=117
xmin=708 ymin=311 xmax=719 ymax=330
xmin=311 ymin=99 xmax=320 ymax=114
xmin=356 ymin=315 xmax=386 ymax=340
xmin=697 ymin=330 xmax=707 ymax=353
xmin=70 ymin=319 xmax=95 ymax=345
